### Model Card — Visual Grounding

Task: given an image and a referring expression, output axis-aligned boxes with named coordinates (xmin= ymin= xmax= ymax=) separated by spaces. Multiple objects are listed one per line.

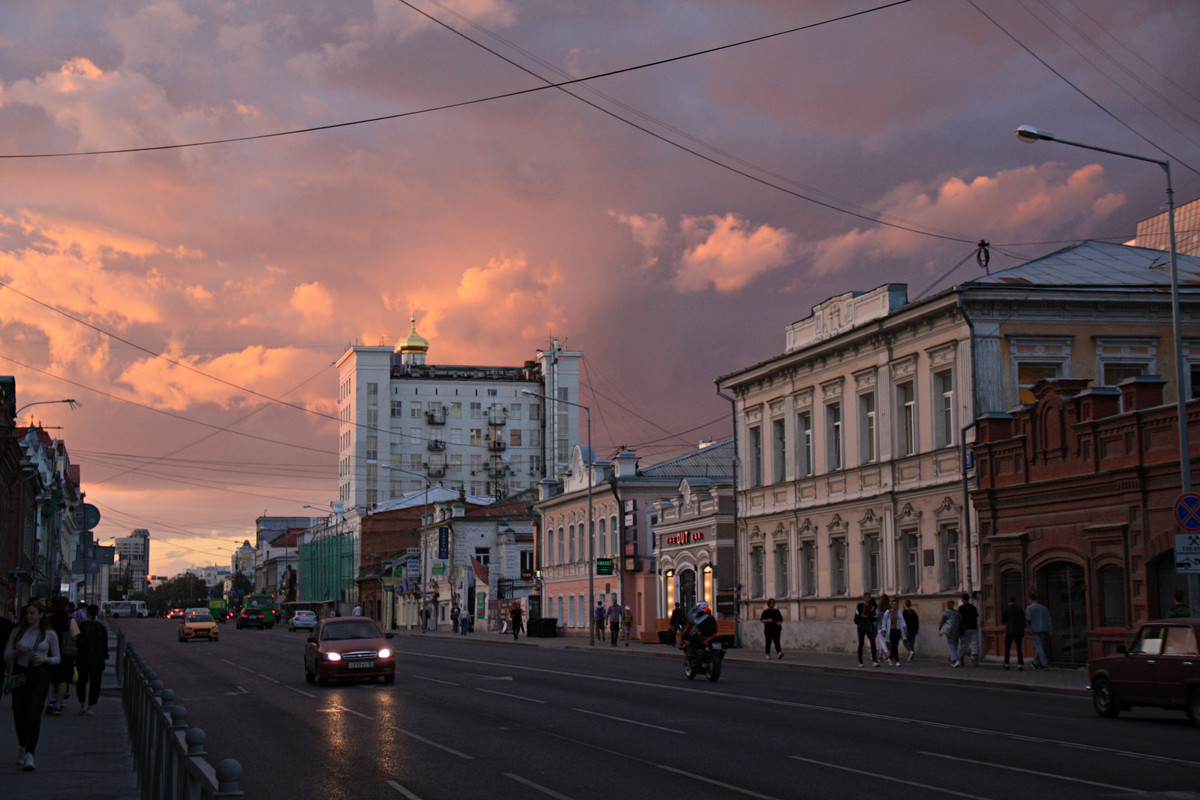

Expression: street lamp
xmin=15 ymin=398 xmax=80 ymax=421
xmin=1016 ymin=124 xmax=1193 ymax=610
xmin=523 ymin=388 xmax=594 ymax=646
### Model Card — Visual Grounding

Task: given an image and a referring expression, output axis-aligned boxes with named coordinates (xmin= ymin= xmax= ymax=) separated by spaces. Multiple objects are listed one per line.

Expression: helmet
xmin=688 ymin=603 xmax=712 ymax=624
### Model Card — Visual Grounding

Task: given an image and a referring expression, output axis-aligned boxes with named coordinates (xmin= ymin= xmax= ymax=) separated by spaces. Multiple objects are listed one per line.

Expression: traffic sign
xmin=1174 ymin=493 xmax=1200 ymax=531
xmin=73 ymin=503 xmax=101 ymax=531
xmin=1177 ymin=532 xmax=1200 ymax=574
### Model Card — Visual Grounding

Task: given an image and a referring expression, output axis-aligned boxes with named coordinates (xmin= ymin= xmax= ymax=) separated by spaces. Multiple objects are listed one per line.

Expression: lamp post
xmin=15 ymin=398 xmax=80 ymax=421
xmin=377 ymin=463 xmax=432 ymax=632
xmin=1016 ymin=124 xmax=1194 ymax=612
xmin=523 ymin=389 xmax=594 ymax=645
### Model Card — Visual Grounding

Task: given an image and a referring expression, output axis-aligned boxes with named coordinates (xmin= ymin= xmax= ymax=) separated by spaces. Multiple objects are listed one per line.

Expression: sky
xmin=1 ymin=0 xmax=1198 ymax=578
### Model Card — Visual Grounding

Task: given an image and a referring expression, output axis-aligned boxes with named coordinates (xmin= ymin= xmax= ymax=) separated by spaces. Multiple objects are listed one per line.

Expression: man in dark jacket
xmin=1001 ymin=596 xmax=1026 ymax=670
xmin=74 ymin=604 xmax=109 ymax=715
xmin=958 ymin=592 xmax=980 ymax=666
xmin=854 ymin=592 xmax=878 ymax=667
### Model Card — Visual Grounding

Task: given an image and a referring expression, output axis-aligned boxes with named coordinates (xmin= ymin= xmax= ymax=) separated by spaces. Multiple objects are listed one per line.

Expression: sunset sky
xmin=2 ymin=1 xmax=1197 ymax=578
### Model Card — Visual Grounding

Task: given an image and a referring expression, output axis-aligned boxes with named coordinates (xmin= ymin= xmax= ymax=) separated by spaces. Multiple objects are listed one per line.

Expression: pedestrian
xmin=510 ymin=602 xmax=523 ymax=640
xmin=352 ymin=603 xmax=362 ymax=617
xmin=668 ymin=601 xmax=687 ymax=646
xmin=1000 ymin=596 xmax=1025 ymax=671
xmin=47 ymin=596 xmax=79 ymax=716
xmin=622 ymin=605 xmax=633 ymax=645
xmin=74 ymin=604 xmax=108 ymax=714
xmin=876 ymin=593 xmax=891 ymax=662
xmin=938 ymin=599 xmax=962 ymax=667
xmin=958 ymin=592 xmax=980 ymax=666
xmin=606 ymin=598 xmax=622 ymax=646
xmin=1025 ymin=592 xmax=1052 ymax=670
xmin=1166 ymin=589 xmax=1190 ymax=618
xmin=450 ymin=604 xmax=460 ymax=632
xmin=595 ymin=601 xmax=606 ymax=641
xmin=460 ymin=609 xmax=470 ymax=635
xmin=901 ymin=599 xmax=920 ymax=661
xmin=853 ymin=592 xmax=879 ymax=667
xmin=3 ymin=600 xmax=61 ymax=771
xmin=760 ymin=598 xmax=783 ymax=659
xmin=882 ymin=599 xmax=906 ymax=666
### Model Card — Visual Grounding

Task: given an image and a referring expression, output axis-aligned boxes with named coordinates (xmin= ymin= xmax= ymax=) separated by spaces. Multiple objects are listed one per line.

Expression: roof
xmin=639 ymin=438 xmax=734 ymax=480
xmin=965 ymin=240 xmax=1200 ymax=288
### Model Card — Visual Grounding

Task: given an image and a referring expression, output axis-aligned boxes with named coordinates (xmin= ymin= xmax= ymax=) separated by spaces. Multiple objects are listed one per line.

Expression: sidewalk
xmin=0 ymin=630 xmax=138 ymax=800
xmin=398 ymin=626 xmax=1089 ymax=696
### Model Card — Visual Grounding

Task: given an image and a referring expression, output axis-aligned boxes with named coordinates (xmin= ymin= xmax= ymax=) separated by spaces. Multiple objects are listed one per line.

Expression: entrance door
xmin=1037 ymin=561 xmax=1087 ymax=666
xmin=679 ymin=569 xmax=697 ymax=611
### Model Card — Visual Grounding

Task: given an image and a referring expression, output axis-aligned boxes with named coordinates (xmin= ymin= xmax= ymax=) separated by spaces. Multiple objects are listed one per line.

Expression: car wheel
xmin=1092 ymin=678 xmax=1121 ymax=718
xmin=316 ymin=671 xmax=329 ymax=687
xmin=383 ymin=673 xmax=395 ymax=685
xmin=305 ymin=666 xmax=316 ymax=684
xmin=1187 ymin=688 xmax=1200 ymax=726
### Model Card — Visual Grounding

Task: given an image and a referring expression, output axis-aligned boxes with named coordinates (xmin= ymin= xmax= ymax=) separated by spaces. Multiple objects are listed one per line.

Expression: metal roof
xmin=639 ymin=438 xmax=734 ymax=480
xmin=965 ymin=240 xmax=1200 ymax=288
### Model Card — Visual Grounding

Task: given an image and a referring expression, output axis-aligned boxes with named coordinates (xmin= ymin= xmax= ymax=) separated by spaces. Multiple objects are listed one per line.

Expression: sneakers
xmin=951 ymin=660 xmax=961 ymax=668
xmin=22 ymin=752 xmax=34 ymax=771
xmin=907 ymin=652 xmax=915 ymax=661
xmin=82 ymin=708 xmax=94 ymax=716
xmin=15 ymin=747 xmax=25 ymax=767
xmin=893 ymin=661 xmax=901 ymax=667
xmin=765 ymin=654 xmax=772 ymax=660
xmin=1017 ymin=665 xmax=1023 ymax=671
xmin=51 ymin=704 xmax=62 ymax=716
xmin=858 ymin=662 xmax=866 ymax=667
xmin=872 ymin=661 xmax=880 ymax=667
xmin=777 ymin=651 xmax=784 ymax=659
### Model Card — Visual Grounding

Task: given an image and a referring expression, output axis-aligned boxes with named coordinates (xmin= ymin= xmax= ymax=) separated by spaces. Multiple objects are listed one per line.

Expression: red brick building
xmin=972 ymin=377 xmax=1197 ymax=664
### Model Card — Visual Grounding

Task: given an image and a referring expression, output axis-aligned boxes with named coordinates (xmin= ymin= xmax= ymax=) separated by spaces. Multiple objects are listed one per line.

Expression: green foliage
xmin=145 ymin=573 xmax=212 ymax=613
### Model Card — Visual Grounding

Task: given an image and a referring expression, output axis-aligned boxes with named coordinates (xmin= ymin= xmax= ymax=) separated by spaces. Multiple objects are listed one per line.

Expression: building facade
xmin=717 ymin=241 xmax=1200 ymax=654
xmin=651 ymin=475 xmax=736 ymax=625
xmin=115 ymin=529 xmax=150 ymax=596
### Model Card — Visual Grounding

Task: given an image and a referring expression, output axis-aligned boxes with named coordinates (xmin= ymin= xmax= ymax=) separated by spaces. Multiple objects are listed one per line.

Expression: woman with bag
xmin=74 ymin=604 xmax=108 ymax=715
xmin=938 ymin=599 xmax=962 ymax=668
xmin=47 ymin=597 xmax=79 ymax=716
xmin=3 ymin=600 xmax=61 ymax=771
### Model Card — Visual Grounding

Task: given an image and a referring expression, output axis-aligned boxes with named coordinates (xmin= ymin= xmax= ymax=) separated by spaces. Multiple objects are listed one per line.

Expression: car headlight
xmin=378 ymin=648 xmax=392 ymax=659
xmin=325 ymin=652 xmax=342 ymax=662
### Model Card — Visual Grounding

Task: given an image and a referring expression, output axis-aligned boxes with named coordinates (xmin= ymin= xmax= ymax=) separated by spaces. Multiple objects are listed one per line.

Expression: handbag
xmin=3 ymin=670 xmax=26 ymax=696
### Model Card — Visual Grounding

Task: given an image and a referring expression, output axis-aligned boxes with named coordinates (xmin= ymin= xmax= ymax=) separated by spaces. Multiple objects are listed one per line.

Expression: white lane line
xmin=572 ymin=708 xmax=682 ymax=733
xmin=223 ymin=686 xmax=249 ymax=696
xmin=386 ymin=780 xmax=424 ymax=799
xmin=256 ymin=673 xmax=280 ymax=684
xmin=504 ymin=773 xmax=575 ymax=799
xmin=789 ymin=757 xmax=990 ymax=800
xmin=332 ymin=703 xmax=373 ymax=720
xmin=475 ymin=687 xmax=545 ymax=703
xmin=395 ymin=729 xmax=472 ymax=760
xmin=920 ymin=751 xmax=1146 ymax=793
xmin=237 ymin=665 xmax=255 ymax=673
xmin=659 ymin=764 xmax=781 ymax=799
xmin=221 ymin=659 xmax=237 ymax=666
xmin=286 ymin=686 xmax=316 ymax=698
xmin=412 ymin=675 xmax=458 ymax=686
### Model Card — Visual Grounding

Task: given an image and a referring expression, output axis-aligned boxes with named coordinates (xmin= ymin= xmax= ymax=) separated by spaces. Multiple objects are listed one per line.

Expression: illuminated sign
xmin=665 ymin=531 xmax=704 ymax=546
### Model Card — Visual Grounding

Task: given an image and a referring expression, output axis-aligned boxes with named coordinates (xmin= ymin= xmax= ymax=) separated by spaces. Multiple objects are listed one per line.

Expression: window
xmin=1163 ymin=625 xmax=1199 ymax=656
xmin=568 ymin=524 xmax=575 ymax=561
xmin=509 ymin=403 xmax=522 ymax=420
xmin=826 ymin=403 xmax=842 ymax=471
xmin=470 ymin=428 xmax=482 ymax=445
xmin=520 ymin=550 xmax=533 ymax=574
xmin=772 ymin=418 xmax=786 ymax=483
xmin=450 ymin=428 xmax=463 ymax=445
xmin=529 ymin=404 xmax=541 ymax=420
xmin=568 ymin=595 xmax=575 ymax=628
xmin=749 ymin=426 xmax=763 ymax=487
xmin=391 ymin=401 xmax=402 ymax=418
xmin=510 ymin=429 xmax=522 ymax=447
xmin=934 ymin=371 xmax=954 ymax=448
xmin=470 ymin=402 xmax=482 ymax=418
xmin=774 ymin=542 xmax=788 ymax=597
xmin=901 ymin=531 xmax=920 ymax=592
xmin=830 ymin=537 xmax=847 ymax=595
xmin=1098 ymin=565 xmax=1126 ymax=627
xmin=410 ymin=401 xmax=422 ymax=418
xmin=1096 ymin=337 xmax=1157 ymax=393
xmin=863 ymin=534 xmax=880 ymax=593
xmin=474 ymin=548 xmax=490 ymax=566
xmin=1017 ymin=363 xmax=1060 ymax=404
xmin=750 ymin=545 xmax=765 ymax=598
xmin=797 ymin=412 xmax=813 ymax=477
xmin=598 ymin=518 xmax=606 ymax=557
xmin=897 ymin=381 xmax=916 ymax=456
xmin=557 ymin=527 xmax=564 ymax=564
xmin=938 ymin=525 xmax=959 ymax=591
xmin=859 ymin=393 xmax=876 ymax=463
xmin=800 ymin=541 xmax=816 ymax=597
xmin=367 ymin=382 xmax=378 ymax=399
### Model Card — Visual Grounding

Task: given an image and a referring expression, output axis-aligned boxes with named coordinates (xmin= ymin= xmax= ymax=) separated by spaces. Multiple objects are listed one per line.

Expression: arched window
xmin=1098 ymin=565 xmax=1126 ymax=627
xmin=557 ymin=527 xmax=564 ymax=564
xmin=598 ymin=518 xmax=607 ymax=557
xmin=568 ymin=524 xmax=575 ymax=561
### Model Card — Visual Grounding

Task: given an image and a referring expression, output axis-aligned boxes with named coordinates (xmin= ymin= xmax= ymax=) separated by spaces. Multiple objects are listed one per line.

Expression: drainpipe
xmin=715 ymin=385 xmax=741 ymax=646
xmin=958 ymin=292 xmax=981 ymax=598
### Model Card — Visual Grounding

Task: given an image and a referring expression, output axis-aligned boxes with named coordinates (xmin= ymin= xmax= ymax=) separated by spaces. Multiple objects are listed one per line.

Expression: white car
xmin=288 ymin=610 xmax=318 ymax=632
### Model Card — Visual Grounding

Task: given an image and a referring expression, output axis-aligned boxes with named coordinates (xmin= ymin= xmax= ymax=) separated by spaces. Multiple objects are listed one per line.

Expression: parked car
xmin=304 ymin=617 xmax=395 ymax=686
xmin=179 ymin=611 xmax=219 ymax=643
xmin=288 ymin=610 xmax=318 ymax=632
xmin=167 ymin=608 xmax=184 ymax=620
xmin=1089 ymin=618 xmax=1200 ymax=725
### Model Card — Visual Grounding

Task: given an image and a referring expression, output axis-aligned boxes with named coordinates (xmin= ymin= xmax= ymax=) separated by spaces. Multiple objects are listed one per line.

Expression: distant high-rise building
xmin=232 ymin=540 xmax=256 ymax=577
xmin=115 ymin=529 xmax=150 ymax=594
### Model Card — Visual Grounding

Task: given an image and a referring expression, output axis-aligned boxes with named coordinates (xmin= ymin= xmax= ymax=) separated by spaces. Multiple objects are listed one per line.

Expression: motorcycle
xmin=682 ymin=632 xmax=725 ymax=682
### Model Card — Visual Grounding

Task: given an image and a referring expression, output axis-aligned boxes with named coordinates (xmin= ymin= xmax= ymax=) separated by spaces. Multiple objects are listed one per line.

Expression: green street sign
xmin=596 ymin=558 xmax=614 ymax=576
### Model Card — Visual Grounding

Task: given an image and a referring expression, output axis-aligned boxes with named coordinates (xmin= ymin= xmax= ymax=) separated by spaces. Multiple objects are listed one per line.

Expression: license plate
xmin=710 ymin=643 xmax=724 ymax=651
xmin=347 ymin=661 xmax=374 ymax=669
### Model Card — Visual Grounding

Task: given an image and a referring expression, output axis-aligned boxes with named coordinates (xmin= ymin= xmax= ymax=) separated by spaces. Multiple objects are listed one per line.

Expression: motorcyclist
xmin=678 ymin=602 xmax=719 ymax=660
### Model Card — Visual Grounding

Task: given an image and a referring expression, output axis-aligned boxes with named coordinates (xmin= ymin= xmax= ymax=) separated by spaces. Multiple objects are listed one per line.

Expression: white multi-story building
xmin=115 ymin=528 xmax=150 ymax=594
xmin=232 ymin=540 xmax=255 ymax=577
xmin=336 ymin=319 xmax=582 ymax=510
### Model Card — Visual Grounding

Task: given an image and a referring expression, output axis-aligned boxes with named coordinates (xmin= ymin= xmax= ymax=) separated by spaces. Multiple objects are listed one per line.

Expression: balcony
xmin=425 ymin=409 xmax=446 ymax=425
xmin=427 ymin=440 xmax=446 ymax=452
xmin=487 ymin=439 xmax=507 ymax=452
xmin=426 ymin=464 xmax=447 ymax=477
xmin=487 ymin=409 xmax=507 ymax=426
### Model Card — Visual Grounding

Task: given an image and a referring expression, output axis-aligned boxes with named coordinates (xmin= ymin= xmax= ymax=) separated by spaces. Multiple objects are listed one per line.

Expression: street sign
xmin=406 ymin=547 xmax=420 ymax=556
xmin=405 ymin=561 xmax=420 ymax=578
xmin=595 ymin=558 xmax=614 ymax=576
xmin=1177 ymin=532 xmax=1200 ymax=574
xmin=432 ymin=562 xmax=446 ymax=575
xmin=72 ymin=503 xmax=101 ymax=531
xmin=438 ymin=527 xmax=449 ymax=560
xmin=1174 ymin=493 xmax=1200 ymax=531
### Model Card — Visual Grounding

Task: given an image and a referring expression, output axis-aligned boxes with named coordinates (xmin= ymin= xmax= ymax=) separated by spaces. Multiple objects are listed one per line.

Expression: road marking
xmin=789 ymin=756 xmax=990 ymax=799
xmin=386 ymin=780 xmax=424 ymax=799
xmin=476 ymin=688 xmax=545 ymax=703
xmin=412 ymin=675 xmax=458 ymax=686
xmin=920 ymin=751 xmax=1146 ymax=793
xmin=256 ymin=673 xmax=280 ymax=683
xmin=331 ymin=703 xmax=373 ymax=720
xmin=466 ymin=673 xmax=513 ymax=681
xmin=286 ymin=686 xmax=316 ymax=698
xmin=405 ymin=651 xmax=1200 ymax=769
xmin=221 ymin=659 xmax=237 ymax=666
xmin=504 ymin=773 xmax=574 ymax=799
xmin=395 ymin=729 xmax=472 ymax=760
xmin=237 ymin=665 xmax=255 ymax=673
xmin=659 ymin=764 xmax=781 ymax=799
xmin=223 ymin=686 xmax=249 ymax=696
xmin=572 ymin=708 xmax=681 ymax=733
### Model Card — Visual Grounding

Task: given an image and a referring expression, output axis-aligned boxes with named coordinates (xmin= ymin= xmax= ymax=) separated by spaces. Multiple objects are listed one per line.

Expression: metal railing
xmin=116 ymin=630 xmax=245 ymax=799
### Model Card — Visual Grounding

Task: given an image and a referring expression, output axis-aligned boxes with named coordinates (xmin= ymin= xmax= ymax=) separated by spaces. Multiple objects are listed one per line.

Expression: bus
xmin=101 ymin=600 xmax=148 ymax=618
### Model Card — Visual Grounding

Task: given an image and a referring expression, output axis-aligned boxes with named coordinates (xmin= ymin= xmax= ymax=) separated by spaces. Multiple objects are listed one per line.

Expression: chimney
xmin=1118 ymin=375 xmax=1167 ymax=412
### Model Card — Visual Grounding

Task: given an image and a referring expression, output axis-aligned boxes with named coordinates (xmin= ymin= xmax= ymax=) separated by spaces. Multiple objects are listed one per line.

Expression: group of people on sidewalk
xmin=2 ymin=597 xmax=110 ymax=772
xmin=853 ymin=592 xmax=921 ymax=667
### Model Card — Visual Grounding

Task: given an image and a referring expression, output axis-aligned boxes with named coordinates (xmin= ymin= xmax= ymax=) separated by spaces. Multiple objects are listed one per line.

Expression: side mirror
xmin=307 ymin=636 xmax=316 ymax=644
xmin=1116 ymin=645 xmax=1127 ymax=655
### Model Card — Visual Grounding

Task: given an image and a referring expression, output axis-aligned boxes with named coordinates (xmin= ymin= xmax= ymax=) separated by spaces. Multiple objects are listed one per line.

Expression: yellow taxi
xmin=179 ymin=610 xmax=220 ymax=643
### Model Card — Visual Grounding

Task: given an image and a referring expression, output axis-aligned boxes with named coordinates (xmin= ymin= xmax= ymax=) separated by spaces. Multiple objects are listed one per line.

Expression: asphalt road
xmin=114 ymin=618 xmax=1200 ymax=800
